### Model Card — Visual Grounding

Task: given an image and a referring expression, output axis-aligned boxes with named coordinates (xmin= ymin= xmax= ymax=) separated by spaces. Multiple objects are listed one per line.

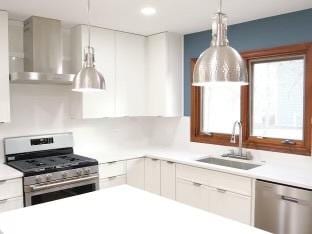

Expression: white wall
xmin=0 ymin=84 xmax=152 ymax=162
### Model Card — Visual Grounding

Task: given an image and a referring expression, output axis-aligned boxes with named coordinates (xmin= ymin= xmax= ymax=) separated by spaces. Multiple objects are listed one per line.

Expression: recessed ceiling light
xmin=141 ymin=7 xmax=157 ymax=16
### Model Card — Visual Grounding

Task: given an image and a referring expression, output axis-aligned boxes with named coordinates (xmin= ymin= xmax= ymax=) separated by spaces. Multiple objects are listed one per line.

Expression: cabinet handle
xmin=151 ymin=158 xmax=159 ymax=161
xmin=108 ymin=176 xmax=117 ymax=180
xmin=217 ymin=188 xmax=227 ymax=193
xmin=0 ymin=199 xmax=8 ymax=204
xmin=166 ymin=161 xmax=174 ymax=164
xmin=193 ymin=182 xmax=202 ymax=187
xmin=0 ymin=180 xmax=7 ymax=183
xmin=281 ymin=195 xmax=298 ymax=203
xmin=107 ymin=161 xmax=117 ymax=165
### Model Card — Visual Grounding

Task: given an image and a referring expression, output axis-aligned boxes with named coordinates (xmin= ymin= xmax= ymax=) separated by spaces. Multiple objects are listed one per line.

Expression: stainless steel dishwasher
xmin=255 ymin=180 xmax=312 ymax=234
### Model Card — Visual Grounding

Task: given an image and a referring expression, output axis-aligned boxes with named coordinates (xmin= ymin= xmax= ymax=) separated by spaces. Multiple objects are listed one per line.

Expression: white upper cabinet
xmin=146 ymin=32 xmax=183 ymax=117
xmin=115 ymin=32 xmax=146 ymax=117
xmin=70 ymin=27 xmax=183 ymax=118
xmin=0 ymin=11 xmax=10 ymax=123
xmin=70 ymin=25 xmax=116 ymax=118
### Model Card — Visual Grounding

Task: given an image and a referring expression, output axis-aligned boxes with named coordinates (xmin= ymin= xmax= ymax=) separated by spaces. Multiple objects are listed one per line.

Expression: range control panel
xmin=30 ymin=137 xmax=54 ymax=146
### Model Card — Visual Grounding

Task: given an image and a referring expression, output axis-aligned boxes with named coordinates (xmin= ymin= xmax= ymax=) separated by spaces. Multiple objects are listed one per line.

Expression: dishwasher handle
xmin=281 ymin=195 xmax=299 ymax=203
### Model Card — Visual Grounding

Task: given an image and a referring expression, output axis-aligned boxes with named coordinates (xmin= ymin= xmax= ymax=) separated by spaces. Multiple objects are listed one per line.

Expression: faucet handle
xmin=230 ymin=135 xmax=236 ymax=144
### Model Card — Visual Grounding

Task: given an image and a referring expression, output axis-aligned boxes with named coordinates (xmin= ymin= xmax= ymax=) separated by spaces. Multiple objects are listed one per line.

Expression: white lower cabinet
xmin=126 ymin=158 xmax=145 ymax=190
xmin=98 ymin=161 xmax=127 ymax=190
xmin=175 ymin=164 xmax=252 ymax=225
xmin=100 ymin=175 xmax=126 ymax=189
xmin=160 ymin=160 xmax=176 ymax=199
xmin=208 ymin=187 xmax=251 ymax=224
xmin=0 ymin=178 xmax=23 ymax=213
xmin=0 ymin=178 xmax=23 ymax=200
xmin=144 ymin=158 xmax=161 ymax=194
xmin=0 ymin=196 xmax=23 ymax=213
xmin=176 ymin=178 xmax=210 ymax=211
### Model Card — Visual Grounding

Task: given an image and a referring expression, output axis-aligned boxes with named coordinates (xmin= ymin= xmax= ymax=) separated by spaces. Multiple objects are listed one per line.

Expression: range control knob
xmin=46 ymin=174 xmax=52 ymax=182
xmin=62 ymin=172 xmax=68 ymax=179
xmin=76 ymin=169 xmax=83 ymax=176
xmin=35 ymin=175 xmax=43 ymax=183
xmin=83 ymin=167 xmax=91 ymax=175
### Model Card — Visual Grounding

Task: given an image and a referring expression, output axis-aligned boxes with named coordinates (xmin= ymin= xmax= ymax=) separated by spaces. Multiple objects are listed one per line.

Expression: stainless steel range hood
xmin=10 ymin=16 xmax=75 ymax=85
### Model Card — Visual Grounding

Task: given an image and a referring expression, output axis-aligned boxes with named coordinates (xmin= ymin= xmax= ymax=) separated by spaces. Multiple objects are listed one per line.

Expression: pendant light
xmin=72 ymin=0 xmax=105 ymax=92
xmin=192 ymin=0 xmax=248 ymax=86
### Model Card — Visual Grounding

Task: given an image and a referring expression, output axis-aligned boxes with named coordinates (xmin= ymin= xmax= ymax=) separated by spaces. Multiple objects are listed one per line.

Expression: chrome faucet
xmin=222 ymin=121 xmax=251 ymax=160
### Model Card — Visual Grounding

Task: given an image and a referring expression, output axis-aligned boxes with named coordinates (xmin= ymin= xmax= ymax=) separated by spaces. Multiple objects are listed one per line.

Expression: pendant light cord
xmin=87 ymin=0 xmax=91 ymax=48
xmin=218 ymin=0 xmax=222 ymax=13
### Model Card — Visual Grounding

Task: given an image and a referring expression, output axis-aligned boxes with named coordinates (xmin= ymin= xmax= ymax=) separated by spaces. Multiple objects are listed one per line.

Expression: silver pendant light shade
xmin=72 ymin=0 xmax=106 ymax=92
xmin=192 ymin=0 xmax=248 ymax=86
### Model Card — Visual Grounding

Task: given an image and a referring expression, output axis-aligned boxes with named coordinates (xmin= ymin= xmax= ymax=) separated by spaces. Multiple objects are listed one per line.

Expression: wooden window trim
xmin=191 ymin=42 xmax=312 ymax=156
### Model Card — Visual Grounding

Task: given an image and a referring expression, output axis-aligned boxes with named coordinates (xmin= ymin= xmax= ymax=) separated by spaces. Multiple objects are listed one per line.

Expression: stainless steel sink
xmin=196 ymin=157 xmax=261 ymax=170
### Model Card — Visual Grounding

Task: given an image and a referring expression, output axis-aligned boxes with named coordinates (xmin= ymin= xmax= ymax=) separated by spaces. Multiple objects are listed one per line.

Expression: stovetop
xmin=7 ymin=154 xmax=98 ymax=176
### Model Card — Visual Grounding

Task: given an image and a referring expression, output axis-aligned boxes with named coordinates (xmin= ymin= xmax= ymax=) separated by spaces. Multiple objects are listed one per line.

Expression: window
xmin=191 ymin=43 xmax=312 ymax=155
xmin=201 ymin=86 xmax=241 ymax=134
xmin=250 ymin=57 xmax=304 ymax=140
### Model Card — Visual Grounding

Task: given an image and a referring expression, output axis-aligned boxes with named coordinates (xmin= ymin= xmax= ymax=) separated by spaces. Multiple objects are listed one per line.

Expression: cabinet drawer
xmin=176 ymin=164 xmax=252 ymax=196
xmin=176 ymin=178 xmax=209 ymax=211
xmin=99 ymin=175 xmax=126 ymax=189
xmin=0 ymin=196 xmax=23 ymax=213
xmin=99 ymin=161 xmax=126 ymax=179
xmin=209 ymin=187 xmax=251 ymax=224
xmin=0 ymin=178 xmax=23 ymax=200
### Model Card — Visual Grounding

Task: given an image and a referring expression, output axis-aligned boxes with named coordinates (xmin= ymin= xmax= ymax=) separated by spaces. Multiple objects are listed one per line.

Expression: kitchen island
xmin=0 ymin=185 xmax=268 ymax=234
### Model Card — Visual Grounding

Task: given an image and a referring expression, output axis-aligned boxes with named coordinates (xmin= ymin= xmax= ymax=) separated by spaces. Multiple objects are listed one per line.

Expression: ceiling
xmin=1 ymin=0 xmax=312 ymax=35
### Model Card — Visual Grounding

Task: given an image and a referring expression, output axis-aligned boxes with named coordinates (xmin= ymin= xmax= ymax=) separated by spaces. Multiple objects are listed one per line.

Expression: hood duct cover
xmin=10 ymin=16 xmax=75 ymax=85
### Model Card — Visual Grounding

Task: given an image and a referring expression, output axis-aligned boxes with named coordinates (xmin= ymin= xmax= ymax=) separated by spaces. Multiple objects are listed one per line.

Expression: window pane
xmin=251 ymin=57 xmax=304 ymax=140
xmin=201 ymin=86 xmax=241 ymax=134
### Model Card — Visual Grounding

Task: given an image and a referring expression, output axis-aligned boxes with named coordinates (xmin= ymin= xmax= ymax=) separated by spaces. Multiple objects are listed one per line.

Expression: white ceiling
xmin=1 ymin=0 xmax=312 ymax=35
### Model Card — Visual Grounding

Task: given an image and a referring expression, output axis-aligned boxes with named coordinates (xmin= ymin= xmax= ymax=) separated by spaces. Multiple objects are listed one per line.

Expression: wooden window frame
xmin=191 ymin=42 xmax=312 ymax=156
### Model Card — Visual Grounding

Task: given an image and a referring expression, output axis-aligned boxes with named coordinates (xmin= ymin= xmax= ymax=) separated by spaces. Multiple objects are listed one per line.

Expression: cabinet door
xmin=115 ymin=32 xmax=146 ymax=116
xmin=161 ymin=160 xmax=176 ymax=199
xmin=146 ymin=32 xmax=183 ymax=117
xmin=126 ymin=158 xmax=145 ymax=190
xmin=146 ymin=33 xmax=167 ymax=116
xmin=144 ymin=158 xmax=161 ymax=195
xmin=176 ymin=178 xmax=210 ymax=211
xmin=209 ymin=188 xmax=251 ymax=224
xmin=0 ymin=11 xmax=10 ymax=122
xmin=70 ymin=25 xmax=116 ymax=118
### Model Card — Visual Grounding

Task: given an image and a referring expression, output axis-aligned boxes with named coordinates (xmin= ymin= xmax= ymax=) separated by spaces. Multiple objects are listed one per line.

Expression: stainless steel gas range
xmin=4 ymin=133 xmax=99 ymax=207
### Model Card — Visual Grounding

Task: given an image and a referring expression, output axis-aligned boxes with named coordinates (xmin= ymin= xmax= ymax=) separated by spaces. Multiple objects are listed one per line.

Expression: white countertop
xmin=0 ymin=185 xmax=268 ymax=234
xmin=76 ymin=147 xmax=312 ymax=190
xmin=0 ymin=163 xmax=23 ymax=181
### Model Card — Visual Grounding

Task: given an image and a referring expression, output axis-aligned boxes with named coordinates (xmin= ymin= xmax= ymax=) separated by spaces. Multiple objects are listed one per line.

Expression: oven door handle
xmin=30 ymin=176 xmax=98 ymax=192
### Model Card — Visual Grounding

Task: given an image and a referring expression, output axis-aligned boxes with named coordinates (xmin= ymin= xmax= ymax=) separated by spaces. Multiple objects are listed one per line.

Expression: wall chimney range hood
xmin=10 ymin=16 xmax=75 ymax=85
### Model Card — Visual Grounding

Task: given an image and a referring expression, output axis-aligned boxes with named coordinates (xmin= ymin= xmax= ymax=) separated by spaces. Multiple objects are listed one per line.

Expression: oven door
xmin=24 ymin=175 xmax=99 ymax=207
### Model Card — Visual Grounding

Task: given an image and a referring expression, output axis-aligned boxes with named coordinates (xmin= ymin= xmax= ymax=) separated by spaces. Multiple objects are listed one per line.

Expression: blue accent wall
xmin=184 ymin=9 xmax=312 ymax=116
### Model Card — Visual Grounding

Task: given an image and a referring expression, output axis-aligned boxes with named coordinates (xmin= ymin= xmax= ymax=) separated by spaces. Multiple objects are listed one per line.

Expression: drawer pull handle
xmin=107 ymin=161 xmax=117 ymax=165
xmin=193 ymin=182 xmax=202 ymax=187
xmin=217 ymin=188 xmax=227 ymax=193
xmin=166 ymin=161 xmax=174 ymax=164
xmin=0 ymin=180 xmax=7 ymax=183
xmin=281 ymin=196 xmax=298 ymax=203
xmin=151 ymin=158 xmax=159 ymax=161
xmin=0 ymin=199 xmax=8 ymax=204
xmin=108 ymin=176 xmax=117 ymax=180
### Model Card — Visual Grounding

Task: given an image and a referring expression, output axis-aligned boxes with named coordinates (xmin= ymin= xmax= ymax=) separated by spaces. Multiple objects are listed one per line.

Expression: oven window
xmin=31 ymin=184 xmax=96 ymax=205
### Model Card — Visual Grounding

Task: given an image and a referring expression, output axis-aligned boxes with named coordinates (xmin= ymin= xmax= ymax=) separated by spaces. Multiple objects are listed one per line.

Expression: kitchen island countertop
xmin=0 ymin=185 xmax=268 ymax=234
